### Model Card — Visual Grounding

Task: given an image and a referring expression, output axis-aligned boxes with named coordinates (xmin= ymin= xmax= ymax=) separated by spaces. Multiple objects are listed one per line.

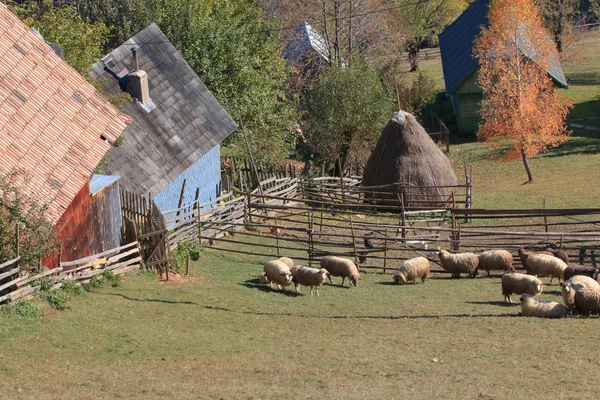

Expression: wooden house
xmin=438 ymin=0 xmax=568 ymax=133
xmin=283 ymin=21 xmax=330 ymax=88
xmin=0 ymin=3 xmax=131 ymax=267
xmin=90 ymin=24 xmax=238 ymax=212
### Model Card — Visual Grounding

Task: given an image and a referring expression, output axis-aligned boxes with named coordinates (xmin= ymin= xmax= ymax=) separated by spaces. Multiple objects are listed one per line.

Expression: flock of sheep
xmin=258 ymin=243 xmax=600 ymax=318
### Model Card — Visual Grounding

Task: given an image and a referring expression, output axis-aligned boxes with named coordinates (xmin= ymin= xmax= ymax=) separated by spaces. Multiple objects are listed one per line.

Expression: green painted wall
xmin=454 ymin=71 xmax=482 ymax=133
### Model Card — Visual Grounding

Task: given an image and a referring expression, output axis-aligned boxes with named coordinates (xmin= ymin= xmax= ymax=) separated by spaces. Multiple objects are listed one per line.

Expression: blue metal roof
xmin=283 ymin=21 xmax=329 ymax=66
xmin=439 ymin=0 xmax=567 ymax=94
xmin=90 ymin=174 xmax=120 ymax=196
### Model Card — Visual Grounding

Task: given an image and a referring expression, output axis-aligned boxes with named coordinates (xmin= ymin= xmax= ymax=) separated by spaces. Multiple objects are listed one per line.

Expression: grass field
xmin=1 ymin=250 xmax=598 ymax=400
xmin=2 ymin=28 xmax=600 ymax=400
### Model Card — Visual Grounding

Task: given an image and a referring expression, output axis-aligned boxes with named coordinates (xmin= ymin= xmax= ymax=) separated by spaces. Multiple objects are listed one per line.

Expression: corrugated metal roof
xmin=439 ymin=0 xmax=567 ymax=94
xmin=283 ymin=21 xmax=330 ymax=66
xmin=0 ymin=4 xmax=132 ymax=224
xmin=90 ymin=174 xmax=120 ymax=196
xmin=90 ymin=23 xmax=238 ymax=197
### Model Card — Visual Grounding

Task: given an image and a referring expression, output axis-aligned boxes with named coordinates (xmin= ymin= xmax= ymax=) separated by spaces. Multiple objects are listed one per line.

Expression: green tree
xmin=72 ymin=0 xmax=297 ymax=165
xmin=302 ymin=62 xmax=395 ymax=175
xmin=10 ymin=1 xmax=110 ymax=77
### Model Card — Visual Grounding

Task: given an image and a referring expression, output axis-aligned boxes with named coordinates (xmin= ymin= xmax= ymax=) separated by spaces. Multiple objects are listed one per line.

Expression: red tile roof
xmin=0 ymin=4 xmax=132 ymax=224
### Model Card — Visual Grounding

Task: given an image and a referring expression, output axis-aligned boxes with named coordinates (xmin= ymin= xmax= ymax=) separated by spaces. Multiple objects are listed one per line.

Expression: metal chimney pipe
xmin=131 ymin=47 xmax=139 ymax=71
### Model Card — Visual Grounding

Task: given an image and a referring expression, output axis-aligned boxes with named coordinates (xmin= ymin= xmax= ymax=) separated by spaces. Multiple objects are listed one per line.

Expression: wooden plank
xmin=0 ymin=267 xmax=19 ymax=281
xmin=60 ymin=241 xmax=139 ymax=267
xmin=112 ymin=264 xmax=141 ymax=276
xmin=146 ymin=258 xmax=174 ymax=268
xmin=0 ymin=276 xmax=22 ymax=292
xmin=16 ymin=267 xmax=63 ymax=288
xmin=138 ymin=229 xmax=169 ymax=239
xmin=0 ymin=257 xmax=21 ymax=270
xmin=105 ymin=248 xmax=140 ymax=266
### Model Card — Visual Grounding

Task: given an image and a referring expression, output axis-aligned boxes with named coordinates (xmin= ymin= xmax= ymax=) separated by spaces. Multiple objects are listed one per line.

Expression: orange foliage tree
xmin=473 ymin=0 xmax=572 ymax=182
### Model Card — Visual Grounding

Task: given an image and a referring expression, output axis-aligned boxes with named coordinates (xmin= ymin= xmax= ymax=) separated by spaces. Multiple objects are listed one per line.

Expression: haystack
xmin=361 ymin=111 xmax=457 ymax=207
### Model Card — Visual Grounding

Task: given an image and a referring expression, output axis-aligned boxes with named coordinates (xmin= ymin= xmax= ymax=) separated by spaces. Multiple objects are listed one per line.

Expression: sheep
xmin=437 ymin=250 xmax=479 ymax=279
xmin=263 ymin=260 xmax=293 ymax=290
xmin=518 ymin=248 xmax=553 ymax=268
xmin=546 ymin=243 xmax=569 ymax=264
xmin=259 ymin=272 xmax=269 ymax=284
xmin=560 ymin=282 xmax=600 ymax=316
xmin=560 ymin=276 xmax=600 ymax=311
xmin=522 ymin=253 xmax=567 ymax=283
xmin=519 ymin=294 xmax=568 ymax=318
xmin=563 ymin=264 xmax=599 ymax=281
xmin=477 ymin=250 xmax=515 ymax=277
xmin=393 ymin=257 xmax=431 ymax=284
xmin=277 ymin=257 xmax=294 ymax=269
xmin=321 ymin=256 xmax=360 ymax=287
xmin=292 ymin=266 xmax=330 ymax=295
xmin=501 ymin=272 xmax=543 ymax=303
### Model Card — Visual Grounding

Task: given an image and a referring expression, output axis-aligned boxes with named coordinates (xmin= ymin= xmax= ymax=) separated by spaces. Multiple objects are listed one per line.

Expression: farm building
xmin=43 ymin=175 xmax=123 ymax=268
xmin=438 ymin=0 xmax=568 ymax=133
xmin=90 ymin=23 xmax=238 ymax=212
xmin=0 ymin=3 xmax=131 ymax=227
xmin=283 ymin=21 xmax=329 ymax=89
xmin=361 ymin=111 xmax=458 ymax=206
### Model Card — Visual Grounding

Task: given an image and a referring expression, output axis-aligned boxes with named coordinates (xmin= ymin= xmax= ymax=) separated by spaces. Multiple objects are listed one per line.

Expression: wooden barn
xmin=90 ymin=24 xmax=238 ymax=213
xmin=438 ymin=0 xmax=568 ymax=133
xmin=283 ymin=21 xmax=330 ymax=89
xmin=0 ymin=4 xmax=131 ymax=265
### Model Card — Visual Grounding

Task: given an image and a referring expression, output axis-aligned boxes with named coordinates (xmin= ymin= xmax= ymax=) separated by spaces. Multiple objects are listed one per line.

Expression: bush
xmin=137 ymin=268 xmax=156 ymax=277
xmin=61 ymin=279 xmax=83 ymax=296
xmin=172 ymin=241 xmax=203 ymax=274
xmin=0 ymin=169 xmax=58 ymax=266
xmin=396 ymin=73 xmax=437 ymax=116
xmin=1 ymin=299 xmax=41 ymax=318
xmin=102 ymin=270 xmax=120 ymax=288
xmin=43 ymin=289 xmax=69 ymax=311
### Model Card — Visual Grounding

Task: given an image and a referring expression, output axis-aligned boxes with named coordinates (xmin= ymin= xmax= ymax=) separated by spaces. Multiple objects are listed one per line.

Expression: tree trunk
xmin=407 ymin=44 xmax=420 ymax=72
xmin=521 ymin=148 xmax=534 ymax=182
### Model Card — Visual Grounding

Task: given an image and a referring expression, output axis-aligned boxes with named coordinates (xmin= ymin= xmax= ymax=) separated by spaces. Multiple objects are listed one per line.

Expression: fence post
xmin=400 ymin=193 xmax=406 ymax=243
xmin=186 ymin=254 xmax=190 ymax=276
xmin=542 ymin=199 xmax=549 ymax=241
xmin=15 ymin=222 xmax=20 ymax=268
xmin=383 ymin=229 xmax=388 ymax=274
xmin=275 ymin=216 xmax=280 ymax=257
xmin=349 ymin=216 xmax=358 ymax=265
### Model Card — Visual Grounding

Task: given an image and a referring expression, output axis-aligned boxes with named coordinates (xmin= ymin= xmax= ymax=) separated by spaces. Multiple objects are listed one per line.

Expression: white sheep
xmin=501 ymin=272 xmax=543 ymax=303
xmin=519 ymin=294 xmax=568 ymax=318
xmin=561 ymin=282 xmax=600 ymax=316
xmin=393 ymin=257 xmax=430 ymax=284
xmin=259 ymin=272 xmax=269 ymax=284
xmin=293 ymin=266 xmax=329 ymax=295
xmin=277 ymin=257 xmax=294 ymax=269
xmin=477 ymin=250 xmax=515 ymax=277
xmin=321 ymin=256 xmax=360 ymax=287
xmin=523 ymin=253 xmax=567 ymax=283
xmin=437 ymin=250 xmax=479 ymax=279
xmin=560 ymin=276 xmax=600 ymax=313
xmin=263 ymin=260 xmax=293 ymax=290
xmin=564 ymin=275 xmax=600 ymax=291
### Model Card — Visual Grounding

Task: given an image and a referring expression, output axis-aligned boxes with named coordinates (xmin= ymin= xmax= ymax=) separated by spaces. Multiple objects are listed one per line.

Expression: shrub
xmin=102 ymin=270 xmax=120 ymax=288
xmin=0 ymin=169 xmax=58 ymax=266
xmin=61 ymin=279 xmax=83 ymax=296
xmin=137 ymin=268 xmax=156 ymax=277
xmin=1 ymin=299 xmax=41 ymax=318
xmin=396 ymin=73 xmax=437 ymax=116
xmin=172 ymin=241 xmax=203 ymax=273
xmin=43 ymin=289 xmax=69 ymax=311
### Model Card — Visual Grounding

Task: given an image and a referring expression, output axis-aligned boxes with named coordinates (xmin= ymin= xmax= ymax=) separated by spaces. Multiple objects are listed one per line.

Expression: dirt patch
xmin=159 ymin=272 xmax=207 ymax=287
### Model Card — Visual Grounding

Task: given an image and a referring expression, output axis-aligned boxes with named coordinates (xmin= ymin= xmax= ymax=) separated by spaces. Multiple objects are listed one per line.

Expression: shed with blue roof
xmin=439 ymin=0 xmax=568 ymax=133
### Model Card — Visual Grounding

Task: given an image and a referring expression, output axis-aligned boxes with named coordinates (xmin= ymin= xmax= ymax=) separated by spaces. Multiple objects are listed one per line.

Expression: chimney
xmin=127 ymin=47 xmax=150 ymax=105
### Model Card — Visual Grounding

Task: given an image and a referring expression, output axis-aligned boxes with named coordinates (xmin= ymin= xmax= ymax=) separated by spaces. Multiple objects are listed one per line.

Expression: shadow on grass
xmin=544 ymin=290 xmax=562 ymax=296
xmin=97 ymin=292 xmax=199 ymax=305
xmin=378 ymin=281 xmax=399 ymax=286
xmin=240 ymin=281 xmax=302 ymax=297
xmin=203 ymin=305 xmax=519 ymax=319
xmin=467 ymin=301 xmax=519 ymax=308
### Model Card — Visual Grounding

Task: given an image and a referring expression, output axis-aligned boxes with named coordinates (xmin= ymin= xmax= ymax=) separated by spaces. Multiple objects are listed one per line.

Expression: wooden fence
xmin=120 ymin=189 xmax=172 ymax=279
xmin=0 ymin=242 xmax=143 ymax=306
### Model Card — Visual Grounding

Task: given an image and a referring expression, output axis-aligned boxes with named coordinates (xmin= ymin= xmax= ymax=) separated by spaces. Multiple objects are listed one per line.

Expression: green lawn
xmin=1 ymin=251 xmax=598 ymax=399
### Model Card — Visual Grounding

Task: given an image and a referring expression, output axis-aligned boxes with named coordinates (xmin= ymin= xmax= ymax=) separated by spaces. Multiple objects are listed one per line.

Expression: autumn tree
xmin=474 ymin=0 xmax=572 ymax=183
